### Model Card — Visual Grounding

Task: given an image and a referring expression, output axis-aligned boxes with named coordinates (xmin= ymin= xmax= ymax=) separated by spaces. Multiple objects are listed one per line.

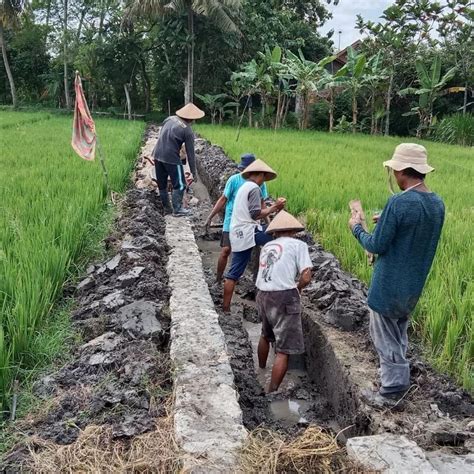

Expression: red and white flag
xmin=71 ymin=72 xmax=96 ymax=161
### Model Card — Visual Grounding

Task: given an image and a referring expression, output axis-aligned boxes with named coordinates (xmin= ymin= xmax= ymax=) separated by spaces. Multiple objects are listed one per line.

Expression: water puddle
xmin=270 ymin=399 xmax=311 ymax=426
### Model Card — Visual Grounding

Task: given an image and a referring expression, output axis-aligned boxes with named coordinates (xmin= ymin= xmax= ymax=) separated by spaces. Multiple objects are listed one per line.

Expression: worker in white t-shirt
xmin=256 ymin=210 xmax=313 ymax=393
xmin=223 ymin=159 xmax=286 ymax=312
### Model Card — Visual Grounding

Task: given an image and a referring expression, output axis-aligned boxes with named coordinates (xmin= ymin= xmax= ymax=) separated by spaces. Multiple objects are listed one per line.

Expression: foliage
xmin=197 ymin=124 xmax=474 ymax=391
xmin=399 ymin=55 xmax=457 ymax=136
xmin=432 ymin=113 xmax=474 ymax=147
xmin=0 ymin=111 xmax=144 ymax=411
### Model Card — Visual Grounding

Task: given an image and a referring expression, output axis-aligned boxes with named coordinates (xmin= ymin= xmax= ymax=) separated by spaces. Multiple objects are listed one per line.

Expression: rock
xmin=347 ymin=434 xmax=436 ymax=473
xmin=189 ymin=197 xmax=199 ymax=206
xmin=426 ymin=451 xmax=474 ymax=473
xmin=73 ymin=315 xmax=108 ymax=342
xmin=81 ymin=332 xmax=123 ymax=352
xmin=33 ymin=375 xmax=57 ymax=398
xmin=126 ymin=251 xmax=141 ymax=260
xmin=103 ymin=290 xmax=125 ymax=309
xmin=86 ymin=265 xmax=95 ymax=275
xmin=121 ymin=236 xmax=158 ymax=251
xmin=117 ymin=266 xmax=145 ymax=288
xmin=96 ymin=265 xmax=107 ymax=274
xmin=77 ymin=277 xmax=95 ymax=291
xmin=115 ymin=300 xmax=165 ymax=342
xmin=105 ymin=254 xmax=121 ymax=271
xmin=467 ymin=420 xmax=474 ymax=432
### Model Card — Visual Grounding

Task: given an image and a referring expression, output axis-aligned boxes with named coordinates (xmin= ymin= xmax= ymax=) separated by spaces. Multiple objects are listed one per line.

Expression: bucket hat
xmin=238 ymin=153 xmax=256 ymax=170
xmin=383 ymin=143 xmax=434 ymax=174
xmin=241 ymin=158 xmax=277 ymax=181
xmin=176 ymin=103 xmax=205 ymax=120
xmin=266 ymin=210 xmax=305 ymax=234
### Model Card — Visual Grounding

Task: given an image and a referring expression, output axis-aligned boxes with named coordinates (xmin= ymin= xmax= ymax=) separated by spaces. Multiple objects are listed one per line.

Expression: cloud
xmin=320 ymin=0 xmax=393 ymax=50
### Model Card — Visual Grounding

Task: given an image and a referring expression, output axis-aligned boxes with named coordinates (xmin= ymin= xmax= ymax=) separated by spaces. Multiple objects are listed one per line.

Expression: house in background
xmin=327 ymin=40 xmax=362 ymax=74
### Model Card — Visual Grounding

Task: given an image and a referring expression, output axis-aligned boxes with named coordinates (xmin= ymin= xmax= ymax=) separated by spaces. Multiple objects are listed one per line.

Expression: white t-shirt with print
xmin=256 ymin=237 xmax=312 ymax=291
xmin=229 ymin=181 xmax=262 ymax=252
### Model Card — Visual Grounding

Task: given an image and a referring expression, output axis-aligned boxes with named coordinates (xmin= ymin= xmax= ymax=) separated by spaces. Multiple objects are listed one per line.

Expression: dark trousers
xmin=155 ymin=160 xmax=186 ymax=192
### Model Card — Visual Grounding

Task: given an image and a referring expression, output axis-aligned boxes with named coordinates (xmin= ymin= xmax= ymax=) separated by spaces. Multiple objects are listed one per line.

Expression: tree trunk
xmin=463 ymin=82 xmax=468 ymax=115
xmin=140 ymin=60 xmax=151 ymax=113
xmin=0 ymin=24 xmax=17 ymax=108
xmin=185 ymin=5 xmax=194 ymax=103
xmin=370 ymin=94 xmax=375 ymax=135
xmin=352 ymin=92 xmax=357 ymax=133
xmin=75 ymin=7 xmax=88 ymax=44
xmin=384 ymin=72 xmax=394 ymax=136
xmin=248 ymin=106 xmax=252 ymax=128
xmin=329 ymin=89 xmax=334 ymax=132
xmin=275 ymin=89 xmax=281 ymax=130
xmin=46 ymin=0 xmax=52 ymax=27
xmin=124 ymin=84 xmax=132 ymax=120
xmin=63 ymin=0 xmax=71 ymax=109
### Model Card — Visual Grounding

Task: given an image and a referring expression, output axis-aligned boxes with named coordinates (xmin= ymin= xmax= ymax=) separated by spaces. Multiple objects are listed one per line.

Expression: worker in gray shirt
xmin=152 ymin=103 xmax=204 ymax=216
xmin=349 ymin=143 xmax=445 ymax=409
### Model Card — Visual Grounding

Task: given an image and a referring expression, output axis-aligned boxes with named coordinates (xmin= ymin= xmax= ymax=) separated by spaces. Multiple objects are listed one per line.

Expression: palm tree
xmin=127 ymin=0 xmax=241 ymax=104
xmin=0 ymin=0 xmax=27 ymax=108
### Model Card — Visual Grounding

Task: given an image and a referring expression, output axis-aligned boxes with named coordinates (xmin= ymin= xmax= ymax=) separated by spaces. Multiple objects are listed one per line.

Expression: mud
xmin=2 ymin=185 xmax=172 ymax=469
xmin=193 ymin=136 xmax=474 ymax=452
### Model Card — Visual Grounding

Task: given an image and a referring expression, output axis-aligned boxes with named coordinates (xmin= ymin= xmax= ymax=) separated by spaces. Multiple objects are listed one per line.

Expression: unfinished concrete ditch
xmin=2 ymin=124 xmax=473 ymax=472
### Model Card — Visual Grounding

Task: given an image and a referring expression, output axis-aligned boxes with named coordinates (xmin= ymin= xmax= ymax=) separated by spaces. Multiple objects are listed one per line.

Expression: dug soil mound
xmin=2 ymin=187 xmax=175 ymax=471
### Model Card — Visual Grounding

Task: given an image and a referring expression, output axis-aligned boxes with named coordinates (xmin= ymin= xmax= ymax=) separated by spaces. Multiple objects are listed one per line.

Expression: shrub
xmin=432 ymin=113 xmax=474 ymax=147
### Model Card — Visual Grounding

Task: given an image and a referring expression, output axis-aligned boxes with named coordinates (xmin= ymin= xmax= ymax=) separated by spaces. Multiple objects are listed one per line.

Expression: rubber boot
xmin=172 ymin=189 xmax=190 ymax=216
xmin=159 ymin=190 xmax=173 ymax=215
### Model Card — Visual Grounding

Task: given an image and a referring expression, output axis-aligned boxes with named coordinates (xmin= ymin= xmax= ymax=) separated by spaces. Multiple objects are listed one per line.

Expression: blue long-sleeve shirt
xmin=352 ymin=190 xmax=445 ymax=319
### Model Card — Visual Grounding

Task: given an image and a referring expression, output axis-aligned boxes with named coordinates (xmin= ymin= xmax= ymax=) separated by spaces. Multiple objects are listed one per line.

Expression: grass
xmin=0 ymin=111 xmax=145 ymax=412
xmin=196 ymin=124 xmax=473 ymax=391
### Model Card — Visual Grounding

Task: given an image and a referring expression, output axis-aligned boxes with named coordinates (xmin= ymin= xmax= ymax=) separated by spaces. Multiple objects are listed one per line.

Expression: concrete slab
xmin=426 ymin=450 xmax=474 ymax=473
xmin=165 ymin=216 xmax=247 ymax=472
xmin=347 ymin=434 xmax=436 ymax=473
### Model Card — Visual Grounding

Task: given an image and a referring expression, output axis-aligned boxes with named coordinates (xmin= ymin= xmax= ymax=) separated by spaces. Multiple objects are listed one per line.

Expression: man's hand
xmin=349 ymin=210 xmax=362 ymax=230
xmin=274 ymin=197 xmax=286 ymax=210
xmin=372 ymin=214 xmax=381 ymax=224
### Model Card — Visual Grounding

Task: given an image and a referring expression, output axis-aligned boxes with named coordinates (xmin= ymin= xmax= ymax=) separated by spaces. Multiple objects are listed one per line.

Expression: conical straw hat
xmin=241 ymin=158 xmax=277 ymax=181
xmin=267 ymin=210 xmax=305 ymax=233
xmin=176 ymin=103 xmax=205 ymax=120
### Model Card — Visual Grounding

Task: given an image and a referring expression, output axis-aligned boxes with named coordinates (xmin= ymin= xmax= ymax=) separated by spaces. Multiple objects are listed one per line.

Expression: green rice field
xmin=196 ymin=125 xmax=473 ymax=391
xmin=0 ymin=111 xmax=145 ymax=410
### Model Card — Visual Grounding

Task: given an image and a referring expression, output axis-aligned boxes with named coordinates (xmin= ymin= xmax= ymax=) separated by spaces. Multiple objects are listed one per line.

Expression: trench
xmin=192 ymin=179 xmax=350 ymax=438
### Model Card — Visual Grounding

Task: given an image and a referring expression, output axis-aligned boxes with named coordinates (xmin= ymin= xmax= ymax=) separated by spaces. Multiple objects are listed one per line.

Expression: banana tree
xmin=399 ymin=55 xmax=457 ymax=137
xmin=336 ymin=47 xmax=367 ymax=133
xmin=318 ymin=67 xmax=349 ymax=132
xmin=363 ymin=52 xmax=389 ymax=134
xmin=195 ymin=92 xmax=228 ymax=124
xmin=284 ymin=50 xmax=335 ymax=130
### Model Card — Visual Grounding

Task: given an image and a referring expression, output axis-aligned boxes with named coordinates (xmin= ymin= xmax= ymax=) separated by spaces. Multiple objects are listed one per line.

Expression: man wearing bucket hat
xmin=349 ymin=143 xmax=445 ymax=408
xmin=151 ymin=103 xmax=204 ymax=217
xmin=223 ymin=159 xmax=287 ymax=312
xmin=204 ymin=153 xmax=270 ymax=282
xmin=256 ymin=210 xmax=313 ymax=393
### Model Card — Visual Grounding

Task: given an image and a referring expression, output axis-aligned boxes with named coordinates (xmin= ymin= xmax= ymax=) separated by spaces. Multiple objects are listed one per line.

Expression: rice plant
xmin=432 ymin=113 xmax=474 ymax=147
xmin=0 ymin=112 xmax=145 ymax=411
xmin=196 ymin=124 xmax=474 ymax=391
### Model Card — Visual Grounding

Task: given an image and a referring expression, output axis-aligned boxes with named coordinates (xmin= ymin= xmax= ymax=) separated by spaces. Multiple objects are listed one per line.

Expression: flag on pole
xmin=72 ymin=72 xmax=96 ymax=161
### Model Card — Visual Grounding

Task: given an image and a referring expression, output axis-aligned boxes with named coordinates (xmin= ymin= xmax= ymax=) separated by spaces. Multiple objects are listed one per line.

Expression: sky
xmin=320 ymin=0 xmax=394 ymax=50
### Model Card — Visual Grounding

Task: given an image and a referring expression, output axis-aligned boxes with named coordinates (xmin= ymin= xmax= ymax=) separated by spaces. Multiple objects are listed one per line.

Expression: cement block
xmin=165 ymin=216 xmax=247 ymax=472
xmin=347 ymin=434 xmax=436 ymax=473
xmin=426 ymin=451 xmax=474 ymax=473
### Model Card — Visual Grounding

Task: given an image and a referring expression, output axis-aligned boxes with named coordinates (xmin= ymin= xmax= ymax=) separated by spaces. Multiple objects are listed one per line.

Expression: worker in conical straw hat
xmin=348 ymin=143 xmax=444 ymax=409
xmin=223 ymin=159 xmax=286 ymax=312
xmin=255 ymin=210 xmax=313 ymax=393
xmin=204 ymin=153 xmax=271 ymax=282
xmin=151 ymin=103 xmax=205 ymax=217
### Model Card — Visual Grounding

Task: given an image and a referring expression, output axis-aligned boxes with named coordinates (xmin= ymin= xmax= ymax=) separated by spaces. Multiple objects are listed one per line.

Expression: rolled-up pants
xmin=369 ymin=310 xmax=410 ymax=395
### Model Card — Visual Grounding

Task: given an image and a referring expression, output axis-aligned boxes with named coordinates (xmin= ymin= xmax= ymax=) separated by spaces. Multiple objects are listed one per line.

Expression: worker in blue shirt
xmin=349 ymin=143 xmax=445 ymax=408
xmin=204 ymin=154 xmax=269 ymax=281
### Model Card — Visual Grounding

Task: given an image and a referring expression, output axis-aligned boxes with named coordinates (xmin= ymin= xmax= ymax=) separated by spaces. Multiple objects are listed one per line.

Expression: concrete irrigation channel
xmin=2 ymin=125 xmax=473 ymax=472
